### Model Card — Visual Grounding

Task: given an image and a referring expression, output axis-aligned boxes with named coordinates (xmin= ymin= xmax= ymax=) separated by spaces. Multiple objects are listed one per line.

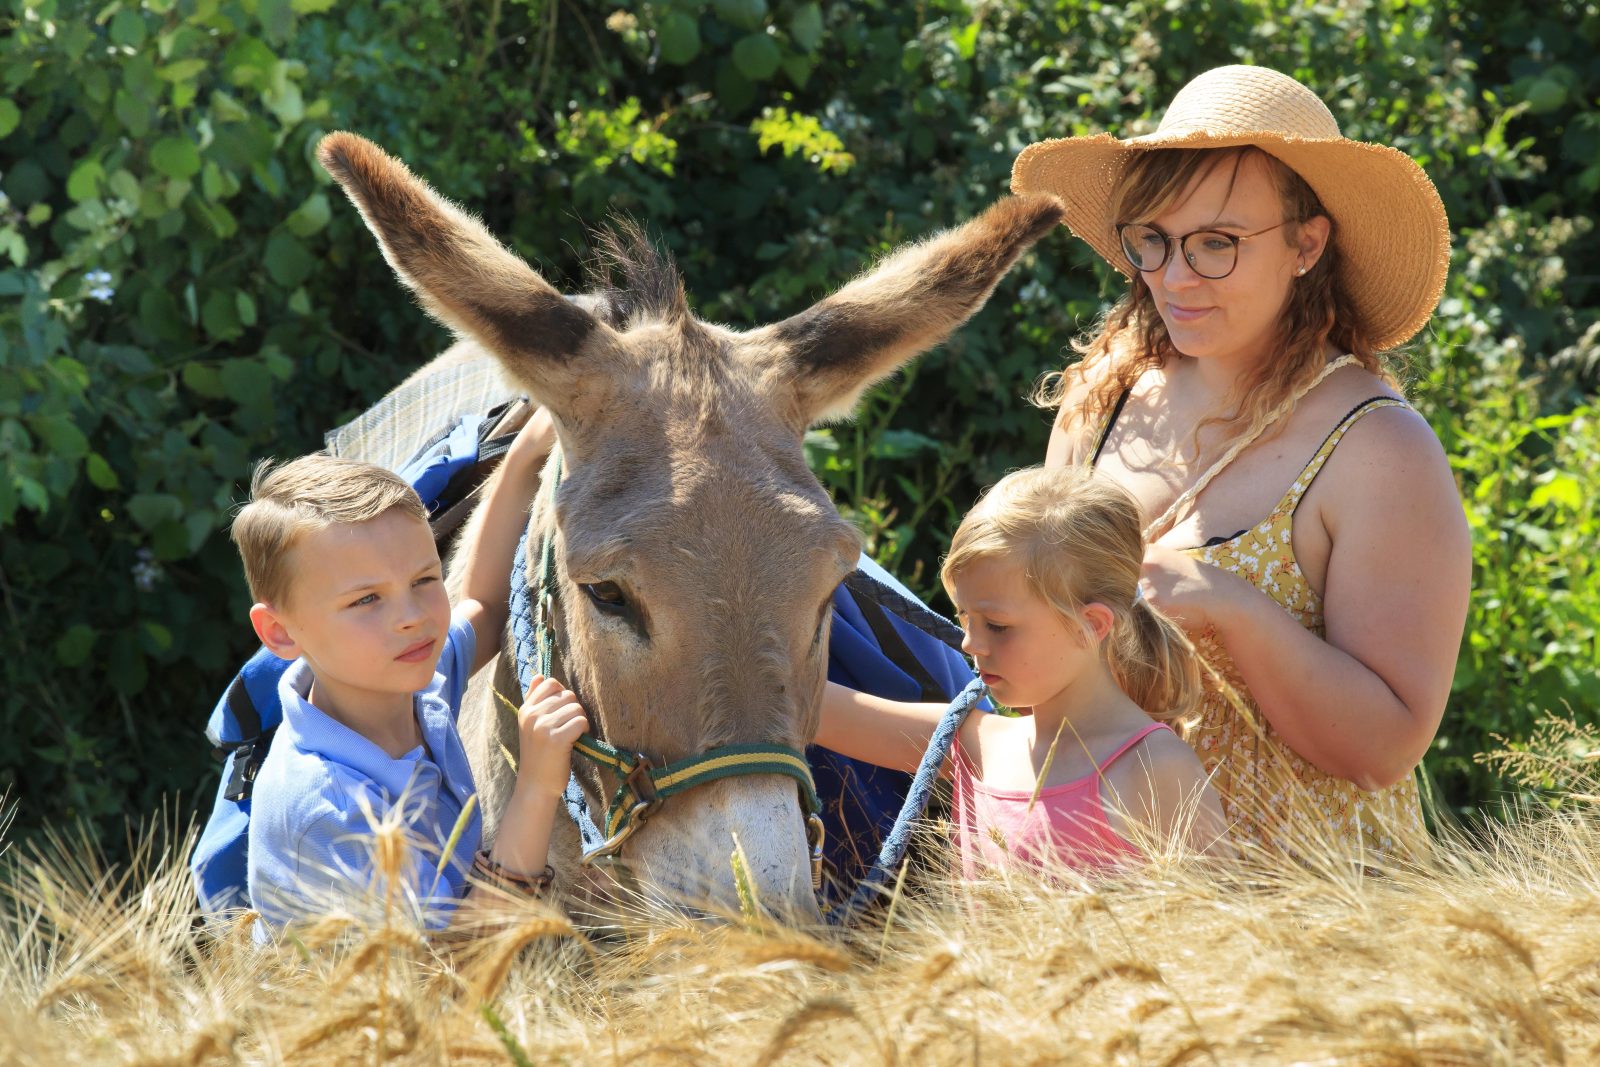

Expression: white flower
xmin=84 ymin=269 xmax=114 ymax=303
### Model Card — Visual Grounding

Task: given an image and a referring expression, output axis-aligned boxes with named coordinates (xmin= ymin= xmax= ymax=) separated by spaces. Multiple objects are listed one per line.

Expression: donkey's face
xmin=318 ymin=132 xmax=1063 ymax=918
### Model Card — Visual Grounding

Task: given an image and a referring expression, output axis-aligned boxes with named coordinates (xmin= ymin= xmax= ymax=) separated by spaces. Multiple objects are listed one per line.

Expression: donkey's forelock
xmin=586 ymin=221 xmax=694 ymax=333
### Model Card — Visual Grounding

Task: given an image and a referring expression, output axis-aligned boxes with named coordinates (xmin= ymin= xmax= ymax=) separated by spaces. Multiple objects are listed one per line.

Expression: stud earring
xmin=1296 ymin=265 xmax=1307 ymax=276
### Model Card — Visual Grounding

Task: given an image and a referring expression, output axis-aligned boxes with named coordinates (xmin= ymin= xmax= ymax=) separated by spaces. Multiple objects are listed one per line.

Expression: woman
xmin=1011 ymin=65 xmax=1471 ymax=857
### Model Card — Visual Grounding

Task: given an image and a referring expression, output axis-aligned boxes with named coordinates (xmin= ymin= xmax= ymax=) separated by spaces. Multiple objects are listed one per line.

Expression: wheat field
xmin=3 ymin=724 xmax=1598 ymax=1066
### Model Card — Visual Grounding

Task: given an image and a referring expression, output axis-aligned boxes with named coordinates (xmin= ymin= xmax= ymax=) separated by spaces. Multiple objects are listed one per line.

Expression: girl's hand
xmin=516 ymin=675 xmax=588 ymax=797
xmin=1139 ymin=543 xmax=1249 ymax=633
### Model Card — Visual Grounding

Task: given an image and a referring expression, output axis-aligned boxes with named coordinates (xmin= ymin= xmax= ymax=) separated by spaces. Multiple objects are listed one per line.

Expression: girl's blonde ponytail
xmin=1111 ymin=595 xmax=1203 ymax=734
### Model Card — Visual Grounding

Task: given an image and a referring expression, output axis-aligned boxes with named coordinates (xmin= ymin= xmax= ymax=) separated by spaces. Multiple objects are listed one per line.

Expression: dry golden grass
xmin=5 ymin=728 xmax=1600 ymax=1066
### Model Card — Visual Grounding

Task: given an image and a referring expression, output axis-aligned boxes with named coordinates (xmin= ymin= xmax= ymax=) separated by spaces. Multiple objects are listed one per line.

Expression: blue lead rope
xmin=830 ymin=675 xmax=985 ymax=924
xmin=508 ymin=522 xmax=606 ymax=853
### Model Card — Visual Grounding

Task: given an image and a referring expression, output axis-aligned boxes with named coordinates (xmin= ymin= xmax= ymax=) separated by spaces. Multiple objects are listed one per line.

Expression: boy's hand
xmin=505 ymin=405 xmax=556 ymax=475
xmin=517 ymin=675 xmax=588 ymax=798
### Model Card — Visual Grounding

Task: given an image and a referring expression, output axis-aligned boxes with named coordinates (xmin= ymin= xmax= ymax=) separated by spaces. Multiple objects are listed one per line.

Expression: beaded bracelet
xmin=472 ymin=849 xmax=555 ymax=897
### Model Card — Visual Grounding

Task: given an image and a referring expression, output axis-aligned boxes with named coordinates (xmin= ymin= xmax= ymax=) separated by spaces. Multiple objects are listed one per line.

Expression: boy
xmin=232 ymin=410 xmax=587 ymax=934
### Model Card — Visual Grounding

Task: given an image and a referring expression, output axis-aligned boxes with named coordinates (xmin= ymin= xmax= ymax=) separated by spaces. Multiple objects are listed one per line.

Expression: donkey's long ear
xmin=748 ymin=195 xmax=1065 ymax=427
xmin=317 ymin=132 xmax=614 ymax=404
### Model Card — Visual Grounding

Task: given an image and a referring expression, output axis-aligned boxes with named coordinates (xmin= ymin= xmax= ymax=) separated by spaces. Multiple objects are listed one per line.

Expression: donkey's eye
xmin=582 ymin=581 xmax=628 ymax=611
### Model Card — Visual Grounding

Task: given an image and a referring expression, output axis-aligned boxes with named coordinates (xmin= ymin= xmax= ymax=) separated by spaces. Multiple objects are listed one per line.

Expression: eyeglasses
xmin=1115 ymin=219 xmax=1299 ymax=280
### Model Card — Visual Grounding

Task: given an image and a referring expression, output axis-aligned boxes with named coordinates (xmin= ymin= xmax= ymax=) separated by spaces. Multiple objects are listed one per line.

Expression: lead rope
xmin=829 ymin=676 xmax=986 ymax=925
xmin=1141 ymin=354 xmax=1359 ymax=541
xmin=507 ymin=452 xmax=607 ymax=852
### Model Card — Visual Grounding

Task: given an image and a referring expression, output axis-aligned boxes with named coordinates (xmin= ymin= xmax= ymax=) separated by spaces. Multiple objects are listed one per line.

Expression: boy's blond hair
xmin=232 ymin=454 xmax=428 ymax=606
xmin=941 ymin=466 xmax=1202 ymax=730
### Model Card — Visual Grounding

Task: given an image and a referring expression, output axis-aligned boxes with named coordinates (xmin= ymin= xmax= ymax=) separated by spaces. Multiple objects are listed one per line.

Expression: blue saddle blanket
xmin=814 ymin=555 xmax=976 ymax=897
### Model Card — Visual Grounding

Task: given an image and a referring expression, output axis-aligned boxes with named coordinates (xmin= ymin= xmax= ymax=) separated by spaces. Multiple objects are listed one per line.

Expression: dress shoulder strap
xmin=1143 ymin=354 xmax=1360 ymax=540
xmin=1285 ymin=396 xmax=1411 ymax=515
xmin=1097 ymin=721 xmax=1177 ymax=772
xmin=1087 ymin=389 xmax=1131 ymax=469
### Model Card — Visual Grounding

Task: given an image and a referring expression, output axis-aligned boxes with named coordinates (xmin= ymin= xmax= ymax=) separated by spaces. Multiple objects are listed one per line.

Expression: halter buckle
xmin=580 ymin=753 xmax=662 ymax=867
xmin=806 ymin=812 xmax=826 ymax=892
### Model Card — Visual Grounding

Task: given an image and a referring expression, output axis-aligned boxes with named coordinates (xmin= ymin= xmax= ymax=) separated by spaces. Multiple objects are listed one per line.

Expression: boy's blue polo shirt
xmin=247 ymin=607 xmax=482 ymax=936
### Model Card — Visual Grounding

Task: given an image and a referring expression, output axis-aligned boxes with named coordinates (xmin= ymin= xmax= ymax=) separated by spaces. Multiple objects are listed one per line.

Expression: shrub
xmin=1 ymin=0 xmax=1596 ymax=851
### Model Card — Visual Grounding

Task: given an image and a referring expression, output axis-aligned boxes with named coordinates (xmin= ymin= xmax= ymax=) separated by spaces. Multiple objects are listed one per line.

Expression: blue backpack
xmin=189 ymin=401 xmax=527 ymax=915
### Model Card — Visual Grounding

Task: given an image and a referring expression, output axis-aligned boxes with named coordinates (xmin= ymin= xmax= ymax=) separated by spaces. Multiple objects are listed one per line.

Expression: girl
xmin=817 ymin=465 xmax=1229 ymax=877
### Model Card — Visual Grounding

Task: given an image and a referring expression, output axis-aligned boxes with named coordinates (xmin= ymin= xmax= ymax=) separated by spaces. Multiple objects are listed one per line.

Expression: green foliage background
xmin=2 ymin=0 xmax=1597 ymax=853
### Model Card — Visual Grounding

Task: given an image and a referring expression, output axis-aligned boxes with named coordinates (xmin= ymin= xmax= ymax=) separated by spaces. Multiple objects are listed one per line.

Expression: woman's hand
xmin=1139 ymin=543 xmax=1251 ymax=632
xmin=516 ymin=674 xmax=589 ymax=798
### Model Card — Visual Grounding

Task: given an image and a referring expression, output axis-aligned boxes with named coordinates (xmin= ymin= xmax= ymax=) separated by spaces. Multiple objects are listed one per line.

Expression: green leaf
xmin=263 ymin=345 xmax=293 ymax=380
xmin=258 ymin=0 xmax=294 ymax=43
xmin=264 ymin=61 xmax=304 ymax=124
xmin=714 ymin=0 xmax=767 ymax=31
xmin=55 ymin=624 xmax=96 ymax=668
xmin=16 ymin=475 xmax=46 ymax=515
xmin=219 ymin=358 xmax=272 ymax=403
xmin=264 ymin=231 xmax=313 ymax=287
xmin=732 ymin=33 xmax=782 ymax=81
xmin=780 ymin=55 xmax=814 ymax=89
xmin=658 ymin=12 xmax=702 ymax=66
xmin=789 ymin=3 xmax=824 ymax=51
xmin=210 ymin=89 xmax=251 ymax=123
xmin=66 ymin=160 xmax=105 ymax=202
xmin=184 ymin=509 xmax=215 ymax=552
xmin=292 ymin=0 xmax=338 ymax=10
xmin=236 ymin=290 xmax=257 ymax=327
xmin=223 ymin=37 xmax=278 ymax=89
xmin=110 ymin=9 xmax=148 ymax=48
xmin=150 ymin=137 xmax=201 ymax=179
xmin=181 ymin=362 xmax=226 ymax=398
xmin=1530 ymin=475 xmax=1582 ymax=511
xmin=83 ymin=69 xmax=112 ymax=104
xmin=126 ymin=492 xmax=183 ymax=530
xmin=141 ymin=620 xmax=173 ymax=653
xmin=114 ymin=89 xmax=151 ymax=138
xmin=85 ymin=452 xmax=119 ymax=490
xmin=158 ymin=58 xmax=209 ymax=83
xmin=108 ymin=168 xmax=141 ymax=204
xmin=284 ymin=191 xmax=330 ymax=237
xmin=0 ymin=99 xmax=19 ymax=140
xmin=201 ymin=289 xmax=243 ymax=340
xmin=31 ymin=414 xmax=89 ymax=460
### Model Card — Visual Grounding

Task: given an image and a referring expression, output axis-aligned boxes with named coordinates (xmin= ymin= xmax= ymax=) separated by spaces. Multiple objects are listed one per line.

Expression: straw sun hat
xmin=1011 ymin=65 xmax=1451 ymax=350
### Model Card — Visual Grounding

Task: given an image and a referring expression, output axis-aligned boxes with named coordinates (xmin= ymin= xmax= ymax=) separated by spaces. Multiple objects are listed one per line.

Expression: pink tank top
xmin=952 ymin=721 xmax=1175 ymax=879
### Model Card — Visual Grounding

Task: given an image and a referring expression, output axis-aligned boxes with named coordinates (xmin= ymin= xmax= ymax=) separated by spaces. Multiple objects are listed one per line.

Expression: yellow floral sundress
xmin=1097 ymin=395 xmax=1428 ymax=858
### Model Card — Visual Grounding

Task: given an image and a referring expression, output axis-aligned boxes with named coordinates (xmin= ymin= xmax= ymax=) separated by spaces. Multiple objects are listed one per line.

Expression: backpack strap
xmin=847 ymin=580 xmax=948 ymax=703
xmin=212 ymin=654 xmax=285 ymax=803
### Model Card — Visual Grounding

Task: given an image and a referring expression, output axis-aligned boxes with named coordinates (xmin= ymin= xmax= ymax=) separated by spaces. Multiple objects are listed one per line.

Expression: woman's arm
xmin=814 ymin=682 xmax=955 ymax=775
xmin=1141 ymin=411 xmax=1470 ymax=790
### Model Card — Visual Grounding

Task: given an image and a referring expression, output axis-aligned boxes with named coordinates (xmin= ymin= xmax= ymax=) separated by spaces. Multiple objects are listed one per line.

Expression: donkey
xmin=316 ymin=132 xmax=1064 ymax=920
